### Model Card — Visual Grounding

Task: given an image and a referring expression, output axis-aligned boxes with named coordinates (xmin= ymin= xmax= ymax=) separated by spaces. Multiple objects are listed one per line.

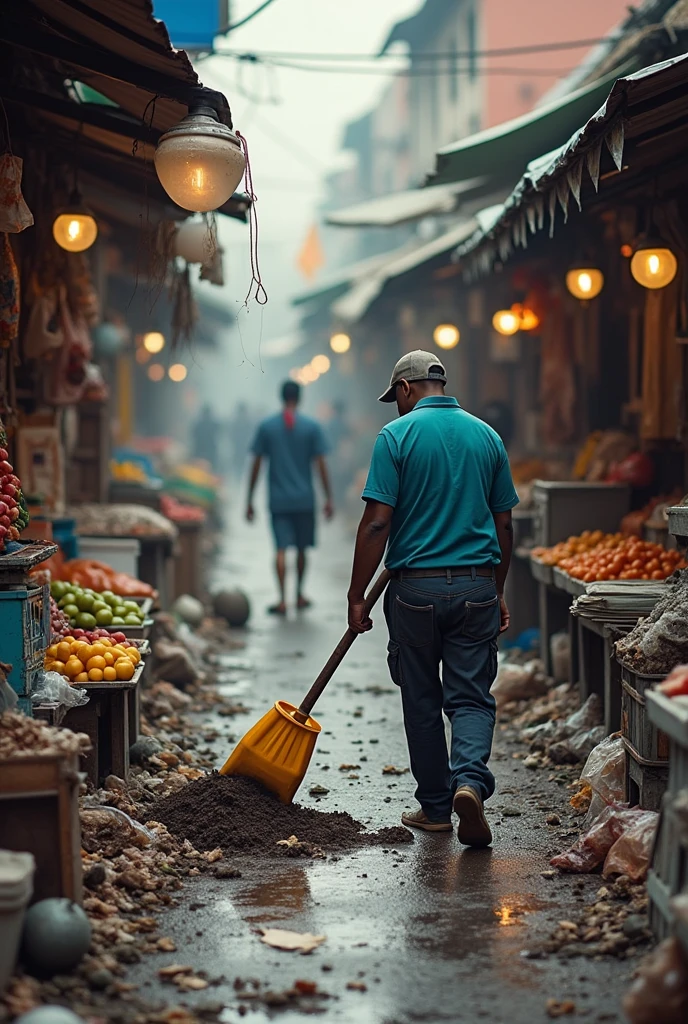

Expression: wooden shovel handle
xmin=295 ymin=569 xmax=391 ymax=721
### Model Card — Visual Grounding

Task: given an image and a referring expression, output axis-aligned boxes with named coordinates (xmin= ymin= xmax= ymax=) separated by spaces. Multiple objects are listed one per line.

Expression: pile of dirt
xmin=149 ymin=773 xmax=413 ymax=855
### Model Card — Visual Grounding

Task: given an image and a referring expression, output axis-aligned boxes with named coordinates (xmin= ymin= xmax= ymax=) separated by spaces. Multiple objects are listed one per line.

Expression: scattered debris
xmin=546 ymin=999 xmax=576 ymax=1017
xmin=259 ymin=930 xmax=327 ymax=954
xmin=382 ymin=765 xmax=409 ymax=775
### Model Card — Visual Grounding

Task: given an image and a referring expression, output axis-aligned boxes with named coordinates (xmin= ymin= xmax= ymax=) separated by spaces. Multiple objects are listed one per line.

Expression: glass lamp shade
xmin=492 ymin=310 xmax=520 ymax=336
xmin=52 ymin=207 xmax=98 ymax=252
xmin=155 ymin=112 xmax=246 ymax=213
xmin=630 ymin=241 xmax=678 ymax=290
xmin=433 ymin=323 xmax=460 ymax=349
xmin=566 ymin=267 xmax=604 ymax=300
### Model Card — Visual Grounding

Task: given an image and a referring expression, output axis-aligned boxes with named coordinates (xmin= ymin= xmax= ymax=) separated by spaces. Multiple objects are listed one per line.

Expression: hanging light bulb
xmin=433 ymin=323 xmax=460 ymax=350
xmin=566 ymin=267 xmax=604 ymax=301
xmin=630 ymin=235 xmax=678 ymax=289
xmin=168 ymin=363 xmax=188 ymax=382
xmin=330 ymin=332 xmax=351 ymax=354
xmin=492 ymin=310 xmax=520 ymax=336
xmin=311 ymin=354 xmax=331 ymax=374
xmin=154 ymin=102 xmax=246 ymax=212
xmin=143 ymin=332 xmax=165 ymax=354
xmin=52 ymin=191 xmax=98 ymax=252
xmin=515 ymin=304 xmax=540 ymax=332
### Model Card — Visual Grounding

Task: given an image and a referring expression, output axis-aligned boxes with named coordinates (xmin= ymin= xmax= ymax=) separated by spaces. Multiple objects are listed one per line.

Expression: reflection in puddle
xmin=231 ymin=865 xmax=312 ymax=925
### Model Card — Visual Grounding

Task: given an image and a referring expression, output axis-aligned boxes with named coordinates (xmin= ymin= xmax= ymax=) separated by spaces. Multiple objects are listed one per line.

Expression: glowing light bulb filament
xmin=67 ymin=219 xmax=81 ymax=240
xmin=191 ymin=168 xmax=205 ymax=192
xmin=648 ymin=254 xmax=660 ymax=275
xmin=578 ymin=273 xmax=592 ymax=293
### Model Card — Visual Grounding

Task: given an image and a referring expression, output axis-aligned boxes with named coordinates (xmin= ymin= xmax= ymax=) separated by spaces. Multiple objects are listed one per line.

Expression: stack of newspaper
xmin=571 ymin=581 xmax=665 ymax=625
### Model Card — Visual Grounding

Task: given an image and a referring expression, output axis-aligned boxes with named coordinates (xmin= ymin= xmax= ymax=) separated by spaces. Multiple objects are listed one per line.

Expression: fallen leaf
xmin=293 ymin=980 xmax=318 ymax=995
xmin=276 ymin=835 xmax=300 ymax=848
xmin=309 ymin=785 xmax=329 ymax=795
xmin=546 ymin=1000 xmax=576 ymax=1018
xmin=382 ymin=765 xmax=409 ymax=776
xmin=158 ymin=964 xmax=193 ymax=979
xmin=339 ymin=764 xmax=361 ymax=771
xmin=205 ymin=847 xmax=223 ymax=863
xmin=157 ymin=938 xmax=177 ymax=952
xmin=346 ymin=981 xmax=368 ymax=992
xmin=259 ymin=929 xmax=326 ymax=954
xmin=176 ymin=975 xmax=209 ymax=991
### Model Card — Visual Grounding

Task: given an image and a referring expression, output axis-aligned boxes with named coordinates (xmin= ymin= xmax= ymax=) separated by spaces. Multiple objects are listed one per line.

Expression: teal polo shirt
xmin=362 ymin=396 xmax=518 ymax=569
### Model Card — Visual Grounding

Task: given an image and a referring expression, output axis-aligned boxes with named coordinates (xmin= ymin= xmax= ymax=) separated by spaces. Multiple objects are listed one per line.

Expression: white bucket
xmin=0 ymin=850 xmax=35 ymax=993
xmin=78 ymin=536 xmax=141 ymax=577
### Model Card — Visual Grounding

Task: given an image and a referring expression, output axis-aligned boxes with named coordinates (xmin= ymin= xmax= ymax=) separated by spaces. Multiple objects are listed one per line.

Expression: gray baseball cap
xmin=378 ymin=350 xmax=447 ymax=403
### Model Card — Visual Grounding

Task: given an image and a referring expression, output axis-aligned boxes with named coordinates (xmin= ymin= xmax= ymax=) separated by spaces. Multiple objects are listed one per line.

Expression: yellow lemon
xmin=88 ymin=667 xmax=104 ymax=682
xmin=86 ymin=655 xmax=107 ymax=671
xmin=115 ymin=658 xmax=135 ymax=681
xmin=103 ymin=666 xmax=117 ymax=681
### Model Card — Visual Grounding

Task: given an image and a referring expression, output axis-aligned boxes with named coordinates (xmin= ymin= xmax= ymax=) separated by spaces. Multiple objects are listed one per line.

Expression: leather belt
xmin=391 ymin=566 xmax=495 ymax=581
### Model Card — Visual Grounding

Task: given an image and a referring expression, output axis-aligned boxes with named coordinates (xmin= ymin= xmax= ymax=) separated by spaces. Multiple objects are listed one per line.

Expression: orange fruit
xmin=104 ymin=651 xmax=115 ymax=666
xmin=65 ymin=657 xmax=84 ymax=677
xmin=47 ymin=644 xmax=59 ymax=660
xmin=74 ymin=643 xmax=92 ymax=662
xmin=86 ymin=655 xmax=107 ymax=671
xmin=125 ymin=647 xmax=141 ymax=665
xmin=103 ymin=666 xmax=117 ymax=681
xmin=100 ymin=637 xmax=113 ymax=647
xmin=88 ymin=668 xmax=104 ymax=682
xmin=63 ymin=636 xmax=76 ymax=645
xmin=90 ymin=643 xmax=107 ymax=658
xmin=75 ymin=672 xmax=89 ymax=683
xmin=115 ymin=658 xmax=135 ymax=681
xmin=56 ymin=641 xmax=72 ymax=662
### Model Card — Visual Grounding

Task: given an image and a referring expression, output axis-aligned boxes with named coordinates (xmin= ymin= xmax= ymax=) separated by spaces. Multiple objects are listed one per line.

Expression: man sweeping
xmin=247 ymin=380 xmax=333 ymax=615
xmin=347 ymin=352 xmax=518 ymax=846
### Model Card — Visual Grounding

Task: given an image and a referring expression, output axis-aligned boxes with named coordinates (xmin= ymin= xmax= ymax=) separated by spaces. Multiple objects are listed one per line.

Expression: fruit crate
xmin=0 ymin=585 xmax=50 ymax=700
xmin=620 ymin=663 xmax=669 ymax=766
xmin=647 ymin=691 xmax=688 ymax=797
xmin=0 ymin=753 xmax=83 ymax=903
xmin=530 ymin=556 xmax=553 ymax=585
xmin=622 ymin=736 xmax=668 ymax=811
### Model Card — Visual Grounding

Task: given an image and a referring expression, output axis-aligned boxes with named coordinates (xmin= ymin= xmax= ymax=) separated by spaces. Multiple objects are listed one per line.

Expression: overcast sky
xmin=188 ymin=0 xmax=420 ymax=400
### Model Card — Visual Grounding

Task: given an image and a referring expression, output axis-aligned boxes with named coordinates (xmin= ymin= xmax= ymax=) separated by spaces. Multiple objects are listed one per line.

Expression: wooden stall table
xmin=173 ymin=520 xmax=204 ymax=599
xmin=63 ymin=664 xmax=143 ymax=786
xmin=0 ymin=753 xmax=83 ymax=902
xmin=531 ymin=557 xmax=576 ymax=678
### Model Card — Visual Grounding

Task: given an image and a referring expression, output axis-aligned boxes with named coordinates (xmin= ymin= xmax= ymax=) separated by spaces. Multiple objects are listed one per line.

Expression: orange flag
xmin=297 ymin=224 xmax=325 ymax=280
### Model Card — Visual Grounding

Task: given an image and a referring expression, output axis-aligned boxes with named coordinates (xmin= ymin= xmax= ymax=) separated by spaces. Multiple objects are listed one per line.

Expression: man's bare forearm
xmin=348 ymin=501 xmax=393 ymax=600
xmin=493 ymin=510 xmax=514 ymax=595
xmin=246 ymin=455 xmax=262 ymax=505
xmin=316 ymin=455 xmax=333 ymax=504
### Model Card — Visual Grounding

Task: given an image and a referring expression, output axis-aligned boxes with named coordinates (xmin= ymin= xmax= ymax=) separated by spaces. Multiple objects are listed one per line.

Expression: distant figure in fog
xmin=191 ymin=403 xmax=219 ymax=471
xmin=246 ymin=381 xmax=334 ymax=616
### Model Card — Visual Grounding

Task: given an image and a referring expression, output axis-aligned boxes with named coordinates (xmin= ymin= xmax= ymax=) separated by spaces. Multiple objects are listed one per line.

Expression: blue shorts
xmin=271 ymin=511 xmax=315 ymax=551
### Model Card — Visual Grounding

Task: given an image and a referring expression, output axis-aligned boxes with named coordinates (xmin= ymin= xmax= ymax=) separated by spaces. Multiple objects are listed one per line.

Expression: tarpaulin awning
xmin=292 ymin=251 xmax=401 ymax=308
xmin=455 ymin=52 xmax=688 ymax=278
xmin=430 ymin=69 xmax=623 ymax=188
xmin=325 ymin=178 xmax=484 ymax=228
xmin=331 ymin=219 xmax=477 ymax=324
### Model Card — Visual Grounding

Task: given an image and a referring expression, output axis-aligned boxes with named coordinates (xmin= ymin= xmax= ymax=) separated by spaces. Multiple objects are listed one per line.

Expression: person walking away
xmin=247 ymin=380 xmax=334 ymax=615
xmin=347 ymin=351 xmax=518 ymax=846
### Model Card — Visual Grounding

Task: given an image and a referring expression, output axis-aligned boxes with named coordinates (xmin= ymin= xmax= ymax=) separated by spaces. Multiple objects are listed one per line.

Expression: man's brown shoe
xmin=401 ymin=808 xmax=452 ymax=832
xmin=453 ymin=786 xmax=492 ymax=847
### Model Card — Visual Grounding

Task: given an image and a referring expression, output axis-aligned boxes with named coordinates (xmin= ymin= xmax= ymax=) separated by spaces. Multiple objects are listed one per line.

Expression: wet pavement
xmin=132 ymin=511 xmax=633 ymax=1023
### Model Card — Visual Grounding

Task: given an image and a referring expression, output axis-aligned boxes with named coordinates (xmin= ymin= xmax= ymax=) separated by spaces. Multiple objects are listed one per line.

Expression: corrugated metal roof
xmin=455 ymin=53 xmax=688 ymax=278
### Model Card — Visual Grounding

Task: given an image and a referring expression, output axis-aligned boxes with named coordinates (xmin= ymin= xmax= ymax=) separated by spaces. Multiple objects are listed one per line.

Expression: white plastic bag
xmin=31 ymin=671 xmax=89 ymax=709
xmin=579 ymin=735 xmax=626 ymax=823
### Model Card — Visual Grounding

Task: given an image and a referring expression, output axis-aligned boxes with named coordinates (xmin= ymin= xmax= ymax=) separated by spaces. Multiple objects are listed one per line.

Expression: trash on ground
xmin=259 ymin=929 xmax=326 ymax=954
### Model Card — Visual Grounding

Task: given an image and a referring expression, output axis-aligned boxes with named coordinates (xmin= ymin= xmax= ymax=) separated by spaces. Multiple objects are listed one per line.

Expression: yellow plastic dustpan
xmin=220 ymin=570 xmax=390 ymax=802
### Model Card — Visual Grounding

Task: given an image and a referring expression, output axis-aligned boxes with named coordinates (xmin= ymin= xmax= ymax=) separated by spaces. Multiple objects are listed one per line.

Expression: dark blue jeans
xmin=384 ymin=574 xmax=500 ymax=821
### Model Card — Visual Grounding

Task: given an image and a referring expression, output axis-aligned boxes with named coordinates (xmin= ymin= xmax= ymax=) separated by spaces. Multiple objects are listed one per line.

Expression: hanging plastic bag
xmin=0 ymin=155 xmax=34 ymax=233
xmin=31 ymin=671 xmax=89 ymax=709
xmin=602 ymin=810 xmax=658 ymax=881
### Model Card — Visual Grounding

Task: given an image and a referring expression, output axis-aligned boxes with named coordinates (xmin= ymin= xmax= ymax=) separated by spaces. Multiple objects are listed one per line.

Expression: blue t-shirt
xmin=251 ymin=412 xmax=329 ymax=514
xmin=362 ymin=396 xmax=519 ymax=569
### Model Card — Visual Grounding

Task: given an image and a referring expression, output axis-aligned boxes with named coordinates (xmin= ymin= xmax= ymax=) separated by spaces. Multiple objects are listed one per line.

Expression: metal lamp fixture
xmin=630 ymin=234 xmax=678 ymax=290
xmin=52 ymin=190 xmax=98 ymax=252
xmin=433 ymin=323 xmax=460 ymax=350
xmin=566 ymin=266 xmax=604 ymax=301
xmin=155 ymin=103 xmax=246 ymax=213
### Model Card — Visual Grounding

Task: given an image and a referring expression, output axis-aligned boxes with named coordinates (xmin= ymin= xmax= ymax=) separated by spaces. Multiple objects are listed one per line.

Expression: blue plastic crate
xmin=0 ymin=585 xmax=50 ymax=698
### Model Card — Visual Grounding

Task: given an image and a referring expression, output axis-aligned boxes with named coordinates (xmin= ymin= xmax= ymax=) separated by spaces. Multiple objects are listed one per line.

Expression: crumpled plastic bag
xmin=31 ymin=671 xmax=89 ymax=709
xmin=622 ymin=938 xmax=688 ymax=1024
xmin=578 ymin=735 xmax=626 ymax=823
xmin=550 ymin=804 xmax=637 ymax=873
xmin=80 ymin=804 xmax=156 ymax=856
xmin=603 ymin=810 xmax=658 ymax=881
xmin=550 ymin=631 xmax=570 ymax=683
xmin=491 ymin=659 xmax=547 ymax=706
xmin=0 ymin=668 xmax=18 ymax=712
xmin=152 ymin=637 xmax=198 ymax=689
xmin=562 ymin=693 xmax=602 ymax=736
xmin=549 ymin=724 xmax=607 ymax=765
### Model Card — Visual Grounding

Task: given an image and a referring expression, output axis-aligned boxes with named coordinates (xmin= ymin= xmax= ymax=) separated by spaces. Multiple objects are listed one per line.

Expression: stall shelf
xmin=0 ymin=752 xmax=82 ymax=903
xmin=62 ymin=659 xmax=145 ymax=786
